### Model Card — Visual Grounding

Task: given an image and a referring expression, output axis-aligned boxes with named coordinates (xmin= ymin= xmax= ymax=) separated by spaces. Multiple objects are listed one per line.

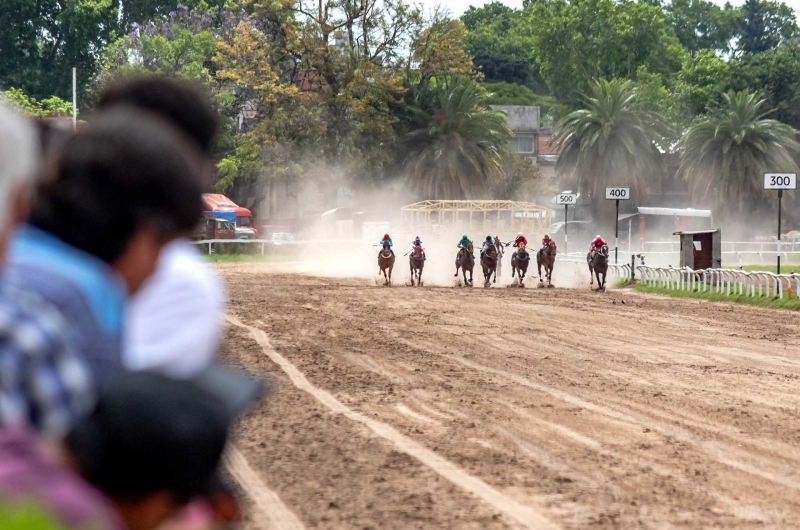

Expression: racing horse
xmin=454 ymin=243 xmax=474 ymax=286
xmin=409 ymin=245 xmax=425 ymax=287
xmin=537 ymin=239 xmax=557 ymax=287
xmin=377 ymin=243 xmax=395 ymax=286
xmin=511 ymin=243 xmax=530 ymax=286
xmin=480 ymin=243 xmax=499 ymax=287
xmin=587 ymin=244 xmax=609 ymax=291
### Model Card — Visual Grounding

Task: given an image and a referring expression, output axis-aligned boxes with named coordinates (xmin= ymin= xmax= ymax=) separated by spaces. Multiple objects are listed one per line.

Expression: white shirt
xmin=124 ymin=239 xmax=225 ymax=378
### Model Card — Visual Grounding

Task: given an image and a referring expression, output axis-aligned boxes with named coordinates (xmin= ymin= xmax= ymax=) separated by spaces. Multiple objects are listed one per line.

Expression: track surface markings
xmin=227 ymin=315 xmax=559 ymax=530
xmin=223 ymin=445 xmax=306 ymax=530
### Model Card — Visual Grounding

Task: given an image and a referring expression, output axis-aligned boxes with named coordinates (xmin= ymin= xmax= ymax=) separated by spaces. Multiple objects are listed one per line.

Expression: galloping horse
xmin=587 ymin=244 xmax=609 ymax=291
xmin=511 ymin=243 xmax=530 ymax=286
xmin=454 ymin=244 xmax=474 ymax=286
xmin=480 ymin=244 xmax=498 ymax=287
xmin=409 ymin=246 xmax=425 ymax=287
xmin=537 ymin=239 xmax=557 ymax=287
xmin=377 ymin=243 xmax=395 ymax=286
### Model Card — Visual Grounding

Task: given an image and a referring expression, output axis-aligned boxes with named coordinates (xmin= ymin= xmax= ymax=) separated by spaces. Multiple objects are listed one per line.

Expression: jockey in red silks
xmin=513 ymin=232 xmax=527 ymax=248
xmin=589 ymin=235 xmax=607 ymax=256
xmin=411 ymin=236 xmax=426 ymax=260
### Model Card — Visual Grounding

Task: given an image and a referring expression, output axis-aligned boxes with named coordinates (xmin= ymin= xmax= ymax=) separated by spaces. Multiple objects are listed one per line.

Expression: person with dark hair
xmin=0 ymin=369 xmax=262 ymax=530
xmin=0 ymin=102 xmax=93 ymax=439
xmin=6 ymin=108 xmax=206 ymax=382
xmin=96 ymin=76 xmax=219 ymax=155
xmin=97 ymin=76 xmax=227 ymax=379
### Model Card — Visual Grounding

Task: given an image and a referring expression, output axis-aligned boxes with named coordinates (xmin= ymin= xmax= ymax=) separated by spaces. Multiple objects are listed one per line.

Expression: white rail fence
xmin=193 ymin=238 xmax=362 ymax=254
xmin=631 ymin=265 xmax=800 ymax=299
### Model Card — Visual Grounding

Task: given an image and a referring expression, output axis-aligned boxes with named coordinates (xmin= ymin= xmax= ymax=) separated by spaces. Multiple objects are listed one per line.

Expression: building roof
xmin=639 ymin=207 xmax=711 ymax=218
xmin=673 ymin=229 xmax=720 ymax=235
xmin=401 ymin=200 xmax=550 ymax=213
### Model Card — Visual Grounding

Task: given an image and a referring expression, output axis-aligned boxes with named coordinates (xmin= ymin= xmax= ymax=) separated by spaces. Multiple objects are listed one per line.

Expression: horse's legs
xmin=410 ymin=264 xmax=414 ymax=286
xmin=388 ymin=265 xmax=393 ymax=285
xmin=454 ymin=261 xmax=460 ymax=278
xmin=589 ymin=264 xmax=594 ymax=286
xmin=418 ymin=265 xmax=423 ymax=286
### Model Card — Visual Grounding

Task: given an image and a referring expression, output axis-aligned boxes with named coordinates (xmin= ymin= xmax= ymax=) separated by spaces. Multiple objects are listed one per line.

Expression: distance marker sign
xmin=605 ymin=187 xmax=630 ymax=200
xmin=557 ymin=193 xmax=577 ymax=205
xmin=764 ymin=173 xmax=797 ymax=190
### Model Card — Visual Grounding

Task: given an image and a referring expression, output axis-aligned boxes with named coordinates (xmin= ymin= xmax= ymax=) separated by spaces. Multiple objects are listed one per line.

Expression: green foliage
xmin=729 ymin=43 xmax=800 ymax=129
xmin=523 ymin=0 xmax=687 ymax=107
xmin=635 ymin=282 xmax=800 ymax=311
xmin=0 ymin=503 xmax=69 ymax=530
xmin=553 ymin=79 xmax=673 ymax=227
xmin=737 ymin=0 xmax=797 ymax=55
xmin=0 ymin=0 xmax=119 ymax=106
xmin=402 ymin=79 xmax=511 ymax=199
xmin=678 ymin=91 xmax=800 ymax=222
xmin=1 ymin=88 xmax=73 ymax=118
xmin=664 ymin=0 xmax=739 ymax=57
xmin=482 ymin=82 xmax=556 ymax=114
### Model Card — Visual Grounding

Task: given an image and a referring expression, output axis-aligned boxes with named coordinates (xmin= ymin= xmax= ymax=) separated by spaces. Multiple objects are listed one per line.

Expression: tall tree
xmin=552 ymin=79 xmax=672 ymax=229
xmin=737 ymin=0 xmax=797 ymax=55
xmin=664 ymin=0 xmax=739 ymax=57
xmin=0 ymin=0 xmax=119 ymax=106
xmin=678 ymin=91 xmax=800 ymax=223
xmin=523 ymin=0 xmax=686 ymax=107
xmin=729 ymin=42 xmax=800 ymax=130
xmin=402 ymin=79 xmax=510 ymax=199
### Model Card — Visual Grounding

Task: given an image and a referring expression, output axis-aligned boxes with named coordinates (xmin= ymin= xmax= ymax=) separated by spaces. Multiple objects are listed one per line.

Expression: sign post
xmin=764 ymin=173 xmax=797 ymax=275
xmin=605 ymin=187 xmax=630 ymax=264
xmin=557 ymin=193 xmax=577 ymax=256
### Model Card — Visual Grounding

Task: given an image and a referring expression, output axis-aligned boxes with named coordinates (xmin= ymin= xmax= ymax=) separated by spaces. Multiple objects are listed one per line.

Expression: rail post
xmin=630 ymin=254 xmax=636 ymax=280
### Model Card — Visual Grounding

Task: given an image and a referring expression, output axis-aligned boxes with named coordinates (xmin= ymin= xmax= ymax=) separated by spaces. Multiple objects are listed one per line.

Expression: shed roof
xmin=639 ymin=207 xmax=711 ymax=218
xmin=673 ymin=229 xmax=720 ymax=235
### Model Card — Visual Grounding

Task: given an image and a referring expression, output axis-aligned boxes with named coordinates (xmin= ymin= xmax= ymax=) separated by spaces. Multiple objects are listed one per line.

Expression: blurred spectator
xmin=6 ymin=108 xmax=206 ymax=382
xmin=0 ymin=369 xmax=261 ymax=530
xmin=97 ymin=76 xmax=226 ymax=378
xmin=0 ymin=103 xmax=93 ymax=438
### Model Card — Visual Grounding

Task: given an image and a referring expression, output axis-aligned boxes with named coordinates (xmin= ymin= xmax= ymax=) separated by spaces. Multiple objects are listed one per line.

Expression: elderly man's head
xmin=0 ymin=103 xmax=39 ymax=256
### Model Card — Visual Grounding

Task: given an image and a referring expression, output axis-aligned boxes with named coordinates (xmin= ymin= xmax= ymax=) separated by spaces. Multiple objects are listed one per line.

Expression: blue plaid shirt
xmin=0 ymin=282 xmax=94 ymax=438
xmin=6 ymin=225 xmax=127 ymax=382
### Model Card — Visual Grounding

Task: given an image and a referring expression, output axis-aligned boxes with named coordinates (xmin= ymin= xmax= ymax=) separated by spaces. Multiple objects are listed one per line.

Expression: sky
xmin=428 ymin=0 xmax=800 ymax=20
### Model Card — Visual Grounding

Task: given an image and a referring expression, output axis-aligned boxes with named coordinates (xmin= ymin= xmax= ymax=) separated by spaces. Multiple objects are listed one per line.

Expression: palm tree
xmin=678 ymin=90 xmax=800 ymax=221
xmin=403 ymin=79 xmax=511 ymax=199
xmin=552 ymin=79 xmax=672 ymax=230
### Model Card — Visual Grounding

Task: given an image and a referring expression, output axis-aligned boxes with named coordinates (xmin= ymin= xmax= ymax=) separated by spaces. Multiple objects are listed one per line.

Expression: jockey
xmin=494 ymin=235 xmax=504 ymax=256
xmin=513 ymin=232 xmax=527 ymax=248
xmin=539 ymin=233 xmax=552 ymax=255
xmin=457 ymin=235 xmax=473 ymax=253
xmin=589 ymin=234 xmax=607 ymax=256
xmin=378 ymin=233 xmax=393 ymax=257
xmin=480 ymin=235 xmax=496 ymax=255
xmin=411 ymin=236 xmax=426 ymax=260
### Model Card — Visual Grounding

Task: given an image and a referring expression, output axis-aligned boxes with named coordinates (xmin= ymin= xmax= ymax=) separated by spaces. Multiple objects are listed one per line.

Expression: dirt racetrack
xmin=219 ymin=263 xmax=800 ymax=529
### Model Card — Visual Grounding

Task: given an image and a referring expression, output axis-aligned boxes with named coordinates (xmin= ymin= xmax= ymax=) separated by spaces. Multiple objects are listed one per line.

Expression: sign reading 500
xmin=605 ymin=187 xmax=631 ymax=200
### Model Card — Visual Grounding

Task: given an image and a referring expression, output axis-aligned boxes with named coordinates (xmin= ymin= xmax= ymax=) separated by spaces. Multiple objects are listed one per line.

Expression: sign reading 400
xmin=605 ymin=187 xmax=631 ymax=200
xmin=764 ymin=173 xmax=797 ymax=190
